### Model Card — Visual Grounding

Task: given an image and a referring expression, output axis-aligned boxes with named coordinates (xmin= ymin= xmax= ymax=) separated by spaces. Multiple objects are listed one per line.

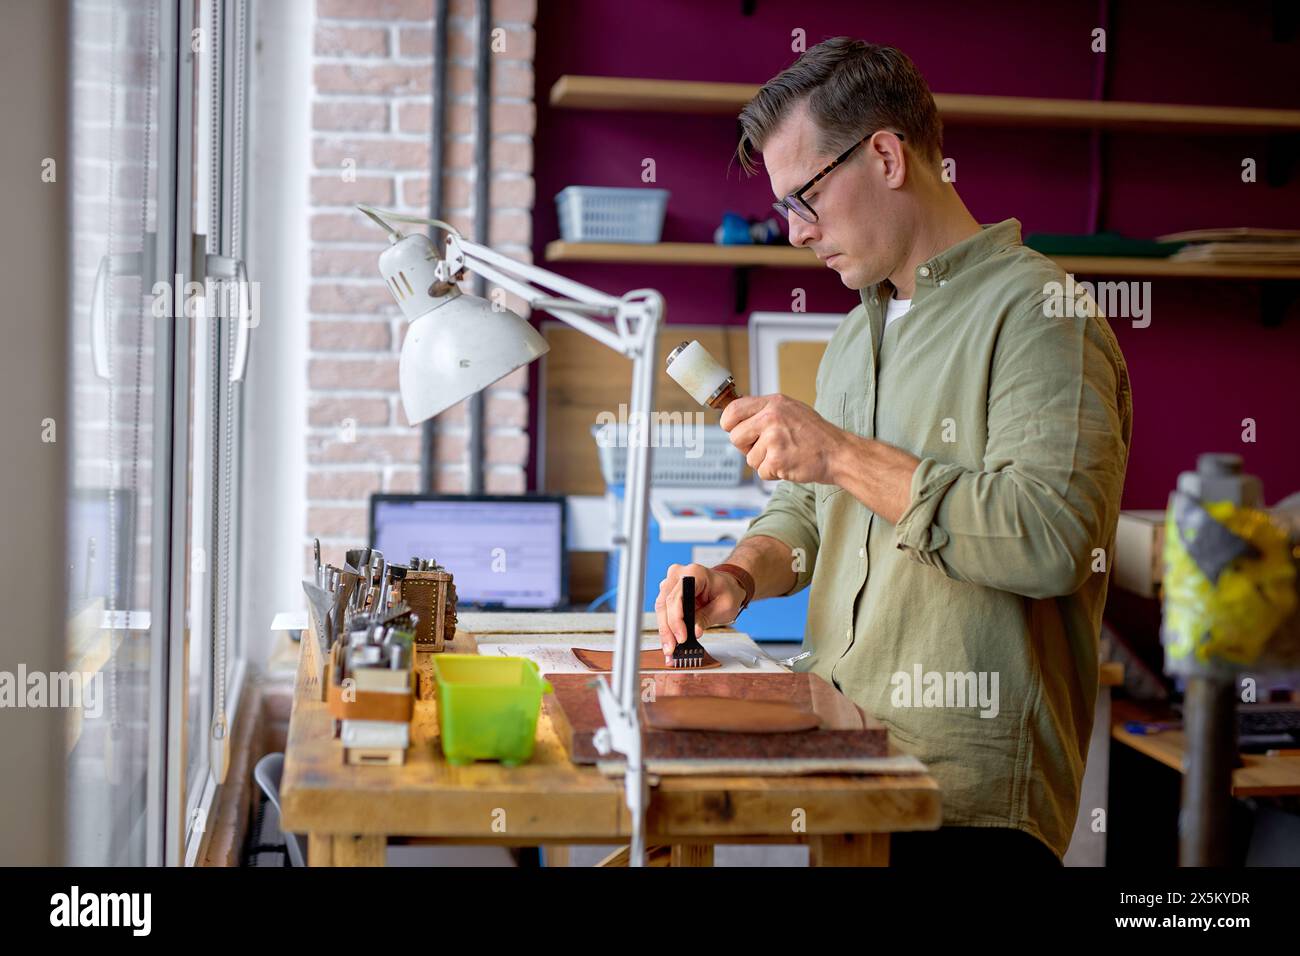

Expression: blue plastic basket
xmin=556 ymin=186 xmax=669 ymax=243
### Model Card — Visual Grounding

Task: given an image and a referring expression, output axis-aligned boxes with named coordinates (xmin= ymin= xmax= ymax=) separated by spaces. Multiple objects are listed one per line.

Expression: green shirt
xmin=743 ymin=219 xmax=1133 ymax=859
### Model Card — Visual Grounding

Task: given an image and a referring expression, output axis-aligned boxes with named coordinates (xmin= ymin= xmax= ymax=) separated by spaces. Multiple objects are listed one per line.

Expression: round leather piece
xmin=644 ymin=696 xmax=821 ymax=733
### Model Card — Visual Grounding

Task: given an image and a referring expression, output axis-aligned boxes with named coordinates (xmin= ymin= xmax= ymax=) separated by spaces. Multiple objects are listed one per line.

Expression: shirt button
xmin=918 ymin=265 xmax=930 ymax=277
xmin=938 ymin=278 xmax=948 ymax=286
xmin=858 ymin=546 xmax=866 ymax=558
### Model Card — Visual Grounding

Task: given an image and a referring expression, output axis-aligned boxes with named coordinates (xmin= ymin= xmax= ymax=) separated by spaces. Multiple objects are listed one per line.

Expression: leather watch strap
xmin=712 ymin=562 xmax=756 ymax=620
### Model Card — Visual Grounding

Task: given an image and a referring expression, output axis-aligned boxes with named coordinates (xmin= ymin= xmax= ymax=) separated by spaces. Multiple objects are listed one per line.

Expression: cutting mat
xmin=545 ymin=671 xmax=890 ymax=766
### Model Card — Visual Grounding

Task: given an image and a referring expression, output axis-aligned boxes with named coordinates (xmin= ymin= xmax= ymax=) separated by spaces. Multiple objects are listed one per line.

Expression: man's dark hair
xmin=736 ymin=37 xmax=943 ymax=175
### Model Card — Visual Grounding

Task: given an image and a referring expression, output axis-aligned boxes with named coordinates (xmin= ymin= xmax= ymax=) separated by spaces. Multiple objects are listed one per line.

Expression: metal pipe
xmin=1180 ymin=677 xmax=1236 ymax=865
xmin=468 ymin=0 xmax=493 ymax=494
xmin=421 ymin=0 xmax=450 ymax=492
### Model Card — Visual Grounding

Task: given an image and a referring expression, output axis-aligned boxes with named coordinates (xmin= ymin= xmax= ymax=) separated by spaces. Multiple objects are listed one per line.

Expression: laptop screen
xmin=369 ymin=495 xmax=566 ymax=609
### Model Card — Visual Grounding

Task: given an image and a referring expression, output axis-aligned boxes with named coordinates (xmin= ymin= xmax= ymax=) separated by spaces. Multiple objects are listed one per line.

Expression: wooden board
xmin=541 ymin=322 xmax=751 ymax=497
xmin=601 ymin=754 xmax=928 ymax=777
xmin=545 ymin=671 xmax=889 ymax=766
xmin=776 ymin=339 xmax=827 ymax=406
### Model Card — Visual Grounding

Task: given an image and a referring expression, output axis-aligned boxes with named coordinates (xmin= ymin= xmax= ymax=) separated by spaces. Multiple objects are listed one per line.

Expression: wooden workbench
xmin=1111 ymin=699 xmax=1300 ymax=798
xmin=279 ymin=617 xmax=941 ymax=866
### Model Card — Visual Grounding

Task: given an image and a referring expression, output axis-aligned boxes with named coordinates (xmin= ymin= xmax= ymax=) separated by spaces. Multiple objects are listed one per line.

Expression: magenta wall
xmin=531 ymin=0 xmax=1300 ymax=508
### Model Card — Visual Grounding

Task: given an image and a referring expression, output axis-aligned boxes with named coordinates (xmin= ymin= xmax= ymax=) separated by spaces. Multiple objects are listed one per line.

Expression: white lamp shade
xmin=399 ymin=289 xmax=550 ymax=424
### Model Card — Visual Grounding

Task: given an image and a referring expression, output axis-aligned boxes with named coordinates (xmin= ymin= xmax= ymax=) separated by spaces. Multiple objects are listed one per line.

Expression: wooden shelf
xmin=549 ymin=75 xmax=1300 ymax=134
xmin=546 ymin=240 xmax=817 ymax=268
xmin=1112 ymin=700 xmax=1300 ymax=798
xmin=1052 ymin=256 xmax=1300 ymax=279
xmin=545 ymin=241 xmax=1300 ymax=279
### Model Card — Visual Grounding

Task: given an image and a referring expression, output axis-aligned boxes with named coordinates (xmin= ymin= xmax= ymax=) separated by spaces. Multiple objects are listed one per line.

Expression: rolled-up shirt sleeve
xmin=893 ymin=298 xmax=1131 ymax=600
xmin=742 ymin=478 xmax=821 ymax=595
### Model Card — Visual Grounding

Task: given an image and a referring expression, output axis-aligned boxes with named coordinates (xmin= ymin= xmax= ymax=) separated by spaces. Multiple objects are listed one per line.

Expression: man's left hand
xmin=720 ymin=394 xmax=846 ymax=484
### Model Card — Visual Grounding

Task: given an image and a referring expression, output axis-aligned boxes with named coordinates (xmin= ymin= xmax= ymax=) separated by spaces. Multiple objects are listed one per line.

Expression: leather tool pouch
xmin=403 ymin=568 xmax=458 ymax=651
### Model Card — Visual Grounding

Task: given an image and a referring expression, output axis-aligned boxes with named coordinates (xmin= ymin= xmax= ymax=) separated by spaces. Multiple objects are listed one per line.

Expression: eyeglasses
xmin=772 ymin=130 xmax=905 ymax=225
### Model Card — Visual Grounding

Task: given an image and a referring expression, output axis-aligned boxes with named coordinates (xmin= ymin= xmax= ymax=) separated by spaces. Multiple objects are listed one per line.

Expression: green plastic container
xmin=431 ymin=655 xmax=553 ymax=767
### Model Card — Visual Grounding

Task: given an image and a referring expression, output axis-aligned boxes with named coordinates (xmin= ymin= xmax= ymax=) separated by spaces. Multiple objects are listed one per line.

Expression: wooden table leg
xmin=809 ymin=833 xmax=889 ymax=866
xmin=670 ymin=844 xmax=714 ymax=867
xmin=595 ymin=845 xmax=673 ymax=867
xmin=545 ymin=845 xmax=571 ymax=867
xmin=308 ymin=833 xmax=386 ymax=866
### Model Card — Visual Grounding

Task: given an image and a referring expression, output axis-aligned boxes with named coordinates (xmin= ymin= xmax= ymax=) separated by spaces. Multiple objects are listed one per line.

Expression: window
xmin=66 ymin=0 xmax=250 ymax=867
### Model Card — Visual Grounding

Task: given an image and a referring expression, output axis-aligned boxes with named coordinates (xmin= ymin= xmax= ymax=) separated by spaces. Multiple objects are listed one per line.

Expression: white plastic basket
xmin=592 ymin=422 xmax=744 ymax=487
xmin=556 ymin=186 xmax=669 ymax=243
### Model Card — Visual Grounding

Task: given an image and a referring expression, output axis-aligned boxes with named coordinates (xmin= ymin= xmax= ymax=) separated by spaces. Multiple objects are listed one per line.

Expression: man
xmin=654 ymin=38 xmax=1133 ymax=867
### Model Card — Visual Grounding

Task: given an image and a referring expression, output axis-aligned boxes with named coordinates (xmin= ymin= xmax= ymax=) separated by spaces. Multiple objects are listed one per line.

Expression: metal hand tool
xmin=672 ymin=575 xmax=707 ymax=668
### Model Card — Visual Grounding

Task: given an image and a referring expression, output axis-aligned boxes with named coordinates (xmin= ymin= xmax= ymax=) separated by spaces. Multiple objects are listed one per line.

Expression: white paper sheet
xmin=457 ymin=610 xmax=659 ymax=635
xmin=475 ymin=630 xmax=789 ymax=674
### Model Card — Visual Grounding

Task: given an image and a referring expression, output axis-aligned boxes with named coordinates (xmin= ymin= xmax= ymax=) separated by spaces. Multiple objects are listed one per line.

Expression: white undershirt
xmin=885 ymin=295 xmax=912 ymax=328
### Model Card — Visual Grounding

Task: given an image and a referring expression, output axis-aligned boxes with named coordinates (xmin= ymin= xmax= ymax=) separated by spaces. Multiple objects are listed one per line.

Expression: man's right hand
xmin=654 ymin=563 xmax=747 ymax=662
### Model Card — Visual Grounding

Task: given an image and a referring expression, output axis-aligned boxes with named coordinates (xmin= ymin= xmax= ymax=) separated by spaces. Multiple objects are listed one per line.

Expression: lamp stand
xmin=438 ymin=232 xmax=664 ymax=866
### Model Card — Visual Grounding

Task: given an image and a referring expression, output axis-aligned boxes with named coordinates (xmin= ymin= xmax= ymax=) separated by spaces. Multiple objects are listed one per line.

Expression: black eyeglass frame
xmin=772 ymin=130 xmax=905 ymax=225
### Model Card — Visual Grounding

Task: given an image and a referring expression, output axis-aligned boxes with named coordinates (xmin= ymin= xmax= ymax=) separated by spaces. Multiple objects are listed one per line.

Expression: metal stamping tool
xmin=302 ymin=579 xmax=335 ymax=649
xmin=350 ymin=645 xmax=383 ymax=668
xmin=368 ymin=550 xmax=387 ymax=611
xmin=342 ymin=566 xmax=365 ymax=611
xmin=673 ymin=575 xmax=707 ymax=668
xmin=332 ymin=570 xmax=356 ymax=626
xmin=740 ymin=648 xmax=811 ymax=669
xmin=387 ymin=562 xmax=407 ymax=603
xmin=313 ymin=538 xmax=323 ymax=586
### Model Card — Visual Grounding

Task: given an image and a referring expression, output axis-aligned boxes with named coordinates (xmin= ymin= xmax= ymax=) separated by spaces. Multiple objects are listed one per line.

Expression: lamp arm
xmin=447 ymin=236 xmax=633 ymax=356
xmin=450 ymin=235 xmax=621 ymax=310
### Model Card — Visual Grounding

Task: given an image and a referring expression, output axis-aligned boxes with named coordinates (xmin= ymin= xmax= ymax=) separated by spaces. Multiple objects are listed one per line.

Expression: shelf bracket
xmin=1265 ymin=132 xmax=1299 ymax=187
xmin=1260 ymin=280 xmax=1298 ymax=327
xmin=1273 ymin=0 xmax=1299 ymax=41
xmin=732 ymin=265 xmax=751 ymax=313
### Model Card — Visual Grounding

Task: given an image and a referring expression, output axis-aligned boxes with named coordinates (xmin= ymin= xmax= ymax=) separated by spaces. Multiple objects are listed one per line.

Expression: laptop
xmin=369 ymin=494 xmax=568 ymax=610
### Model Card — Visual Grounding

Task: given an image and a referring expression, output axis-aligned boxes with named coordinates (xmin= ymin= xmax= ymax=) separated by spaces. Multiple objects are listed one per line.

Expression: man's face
xmin=764 ymin=104 xmax=900 ymax=290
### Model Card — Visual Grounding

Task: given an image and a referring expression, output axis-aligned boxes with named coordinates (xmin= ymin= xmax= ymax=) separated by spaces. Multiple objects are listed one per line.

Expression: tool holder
xmin=326 ymin=640 xmax=416 ymax=722
xmin=403 ymin=568 xmax=458 ymax=651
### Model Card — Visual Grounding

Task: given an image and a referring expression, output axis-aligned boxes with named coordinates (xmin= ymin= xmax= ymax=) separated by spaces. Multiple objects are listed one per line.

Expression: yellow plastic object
xmin=1163 ymin=501 xmax=1298 ymax=667
xmin=431 ymin=654 xmax=553 ymax=767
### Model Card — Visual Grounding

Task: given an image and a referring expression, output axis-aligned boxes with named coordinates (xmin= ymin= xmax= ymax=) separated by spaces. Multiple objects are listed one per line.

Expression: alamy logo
xmin=50 ymin=886 xmax=151 ymax=936
xmin=593 ymin=404 xmax=707 ymax=459
xmin=1042 ymin=274 xmax=1151 ymax=328
xmin=889 ymin=664 xmax=1000 ymax=718
xmin=0 ymin=667 xmax=102 ymax=718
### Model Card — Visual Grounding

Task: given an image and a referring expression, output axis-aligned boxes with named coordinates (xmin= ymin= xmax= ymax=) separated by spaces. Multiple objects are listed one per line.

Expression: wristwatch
xmin=711 ymin=563 xmax=756 ymax=623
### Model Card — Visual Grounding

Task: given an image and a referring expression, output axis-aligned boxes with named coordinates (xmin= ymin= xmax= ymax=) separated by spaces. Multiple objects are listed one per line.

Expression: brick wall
xmin=307 ymin=0 xmax=536 ymax=569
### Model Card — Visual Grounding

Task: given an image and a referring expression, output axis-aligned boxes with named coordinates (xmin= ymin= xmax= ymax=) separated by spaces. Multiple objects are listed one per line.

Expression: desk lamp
xmin=358 ymin=205 xmax=663 ymax=865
